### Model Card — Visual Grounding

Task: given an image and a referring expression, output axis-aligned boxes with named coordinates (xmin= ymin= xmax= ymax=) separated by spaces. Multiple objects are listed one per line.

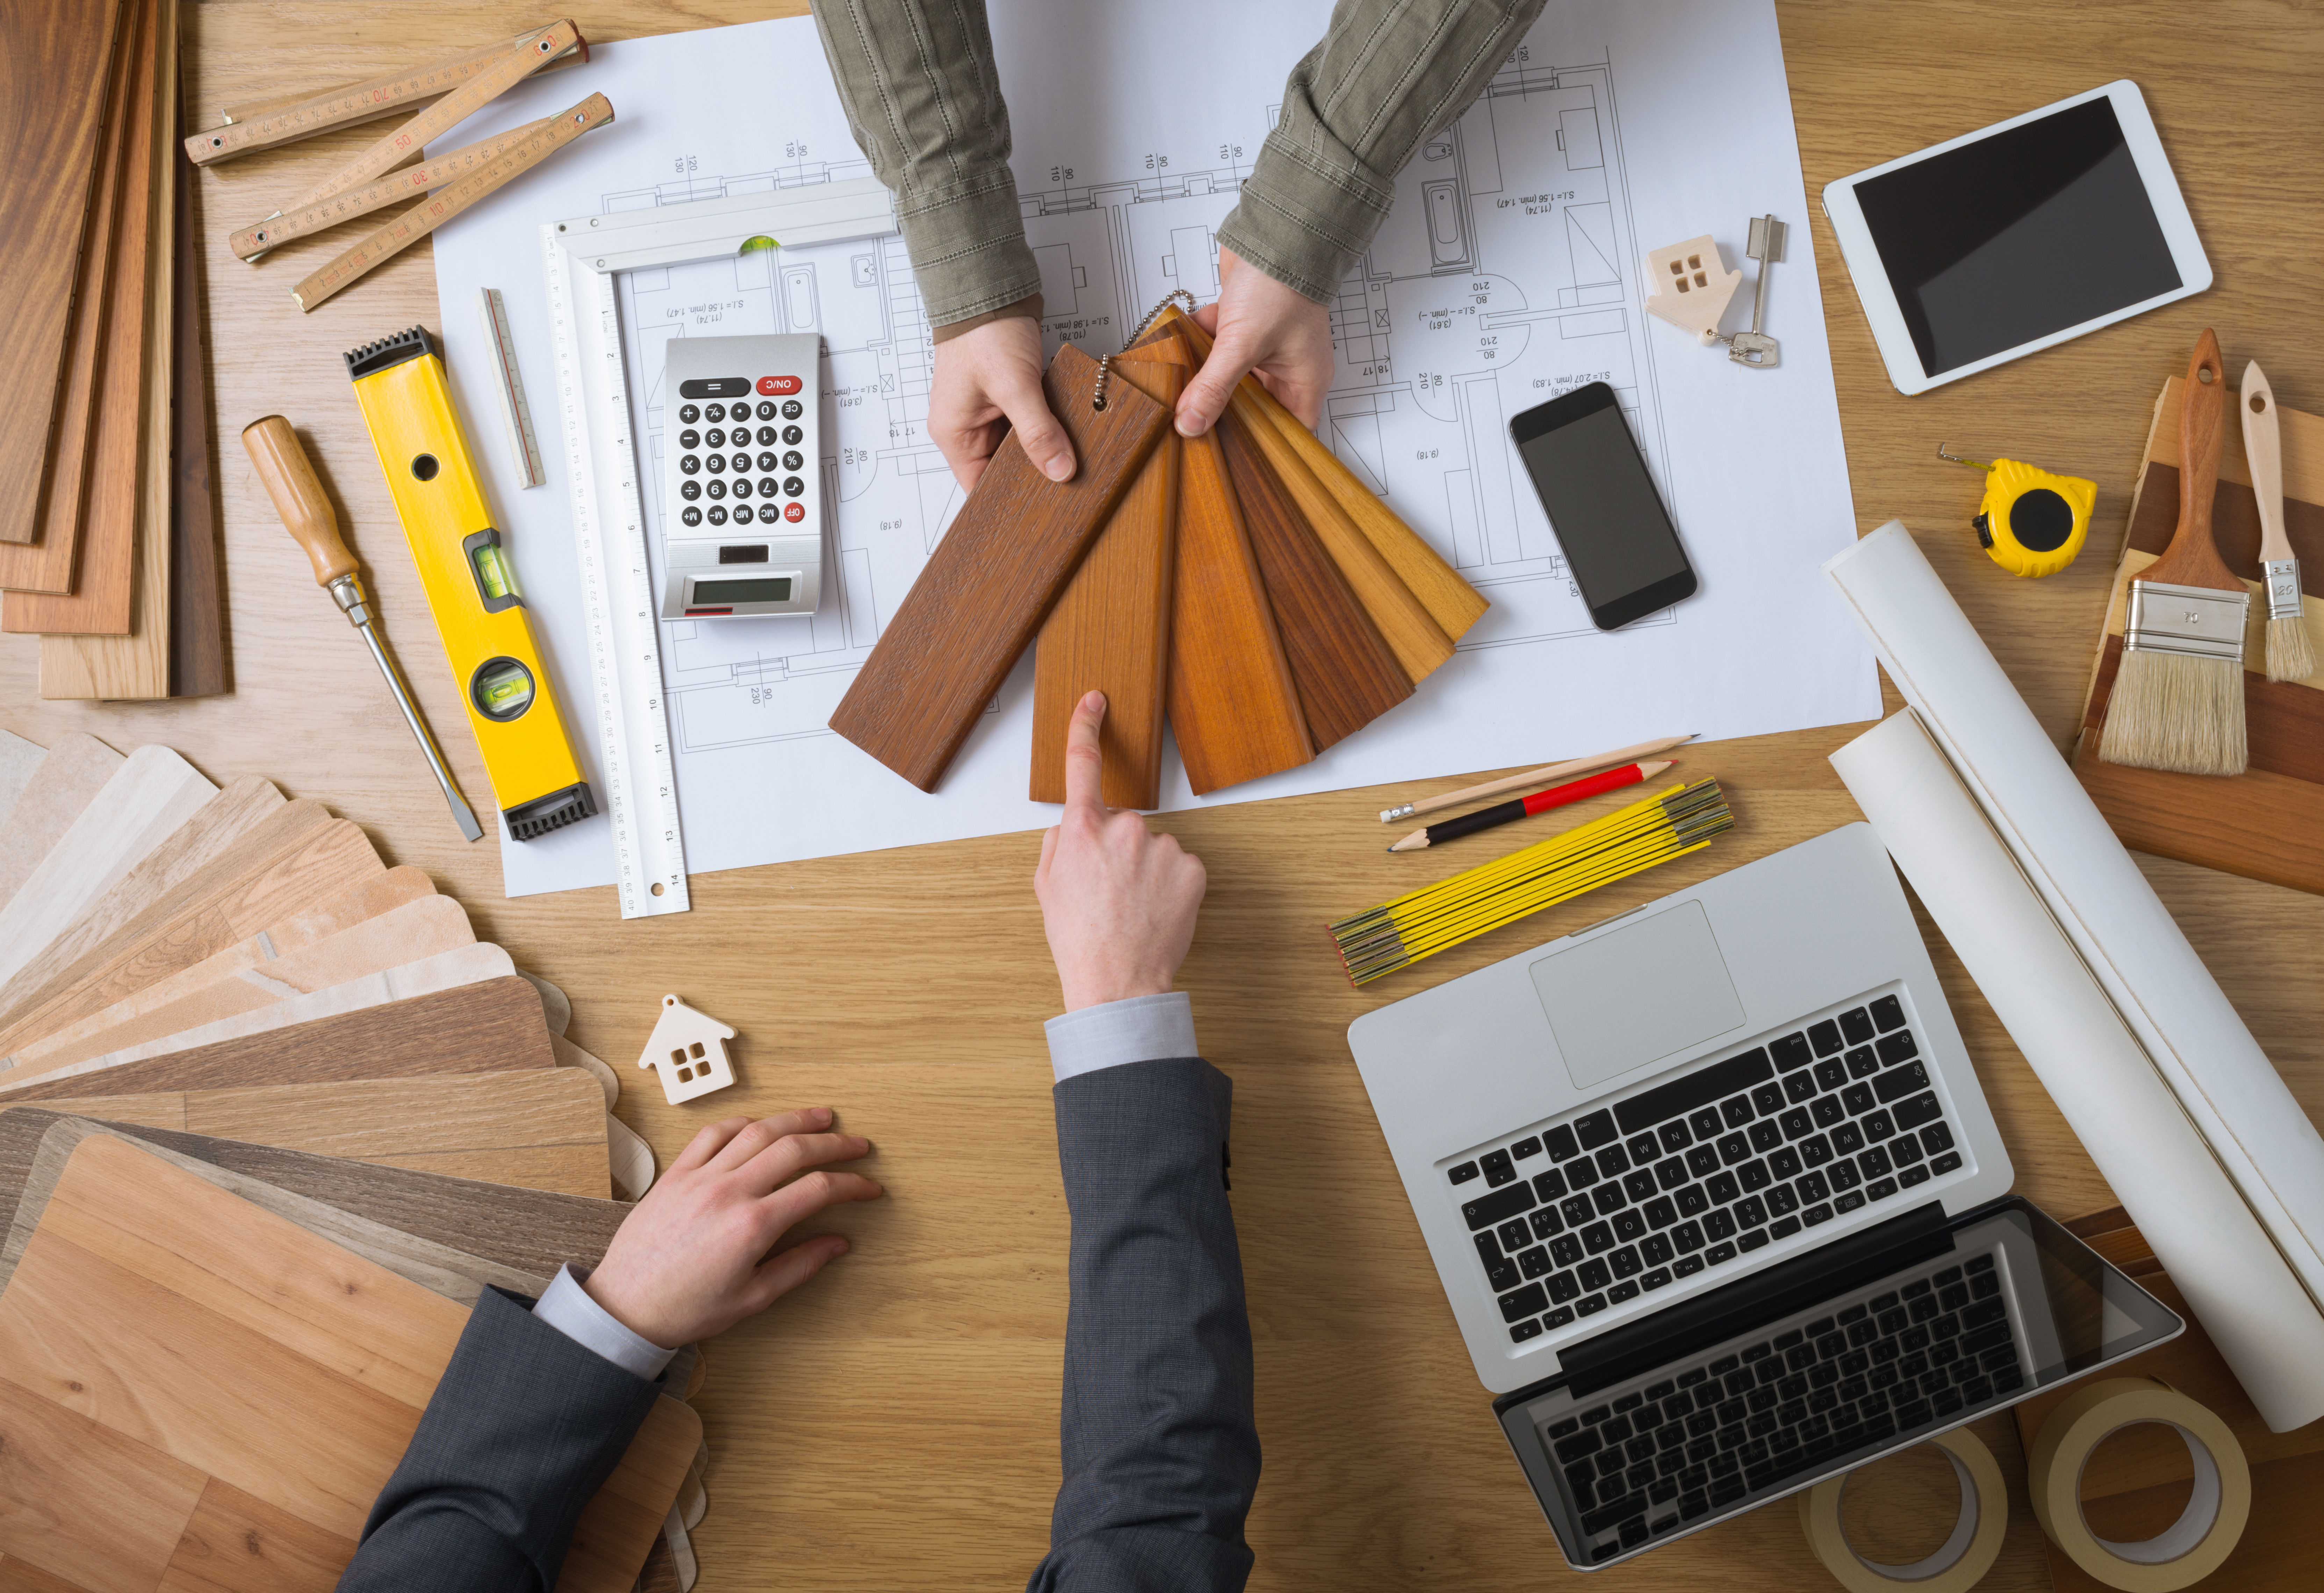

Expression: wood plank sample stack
xmin=0 ymin=0 xmax=225 ymax=698
xmin=832 ymin=312 xmax=1490 ymax=806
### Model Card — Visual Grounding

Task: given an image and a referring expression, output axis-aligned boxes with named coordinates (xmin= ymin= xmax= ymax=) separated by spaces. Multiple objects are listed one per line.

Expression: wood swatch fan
xmin=829 ymin=301 xmax=1489 ymax=804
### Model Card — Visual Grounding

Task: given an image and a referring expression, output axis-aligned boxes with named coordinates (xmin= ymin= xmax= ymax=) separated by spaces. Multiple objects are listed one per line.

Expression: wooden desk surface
xmin=6 ymin=2 xmax=2320 ymax=1586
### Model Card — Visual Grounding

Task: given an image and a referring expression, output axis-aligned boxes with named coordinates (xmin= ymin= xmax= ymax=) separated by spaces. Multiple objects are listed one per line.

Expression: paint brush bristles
xmin=1331 ymin=780 xmax=1732 ymax=985
xmin=2243 ymin=360 xmax=2315 ymax=684
xmin=2095 ymin=651 xmax=2249 ymax=774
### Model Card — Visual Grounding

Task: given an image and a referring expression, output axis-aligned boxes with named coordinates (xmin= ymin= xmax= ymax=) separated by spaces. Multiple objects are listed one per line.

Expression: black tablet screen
xmin=1855 ymin=96 xmax=2180 ymax=377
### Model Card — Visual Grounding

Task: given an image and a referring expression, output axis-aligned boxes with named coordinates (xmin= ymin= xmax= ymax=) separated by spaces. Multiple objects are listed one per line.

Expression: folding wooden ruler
xmin=540 ymin=179 xmax=896 ymax=919
xmin=191 ymin=20 xmax=613 ymax=311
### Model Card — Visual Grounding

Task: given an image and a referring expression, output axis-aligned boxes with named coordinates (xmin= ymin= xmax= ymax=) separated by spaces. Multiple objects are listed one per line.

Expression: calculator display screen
xmin=1853 ymin=96 xmax=2181 ymax=378
xmin=691 ymin=577 xmax=792 ymax=604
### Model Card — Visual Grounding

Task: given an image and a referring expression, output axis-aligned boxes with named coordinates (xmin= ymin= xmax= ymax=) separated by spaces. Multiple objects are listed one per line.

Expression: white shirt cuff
xmin=1043 ymin=991 xmax=1200 ymax=1083
xmin=532 ymin=1263 xmax=678 ymax=1381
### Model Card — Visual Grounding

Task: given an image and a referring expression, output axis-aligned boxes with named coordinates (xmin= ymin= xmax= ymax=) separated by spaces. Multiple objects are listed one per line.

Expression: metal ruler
xmin=289 ymin=92 xmax=613 ymax=312
xmin=542 ymin=221 xmax=690 ymax=919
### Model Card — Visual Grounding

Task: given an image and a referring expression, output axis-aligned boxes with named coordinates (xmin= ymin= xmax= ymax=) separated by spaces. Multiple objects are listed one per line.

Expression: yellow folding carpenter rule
xmin=345 ymin=326 xmax=596 ymax=841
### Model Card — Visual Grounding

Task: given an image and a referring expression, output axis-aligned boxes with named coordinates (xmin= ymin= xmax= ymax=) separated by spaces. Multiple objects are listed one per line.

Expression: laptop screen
xmin=1494 ymin=1196 xmax=2179 ymax=1570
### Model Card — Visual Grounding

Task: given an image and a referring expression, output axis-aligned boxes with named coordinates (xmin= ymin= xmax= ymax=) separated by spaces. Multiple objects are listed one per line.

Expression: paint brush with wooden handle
xmin=2098 ymin=330 xmax=2248 ymax=776
xmin=244 ymin=415 xmax=487 ymax=841
xmin=2242 ymin=360 xmax=2315 ymax=683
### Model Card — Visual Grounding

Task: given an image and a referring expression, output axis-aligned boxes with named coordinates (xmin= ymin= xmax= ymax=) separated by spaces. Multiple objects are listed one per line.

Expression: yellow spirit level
xmin=1939 ymin=444 xmax=2097 ymax=579
xmin=345 ymin=327 xmax=595 ymax=839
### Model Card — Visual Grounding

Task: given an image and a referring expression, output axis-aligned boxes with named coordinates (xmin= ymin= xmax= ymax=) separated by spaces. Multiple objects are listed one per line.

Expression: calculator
xmin=658 ymin=333 xmax=823 ymax=619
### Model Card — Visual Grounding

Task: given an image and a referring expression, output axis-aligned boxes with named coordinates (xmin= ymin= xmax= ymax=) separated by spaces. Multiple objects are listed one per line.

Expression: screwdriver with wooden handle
xmin=242 ymin=415 xmax=485 ymax=842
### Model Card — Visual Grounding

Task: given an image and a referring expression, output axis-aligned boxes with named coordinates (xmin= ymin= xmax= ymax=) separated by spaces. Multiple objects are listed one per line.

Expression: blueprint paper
xmin=426 ymin=0 xmax=1878 ymax=899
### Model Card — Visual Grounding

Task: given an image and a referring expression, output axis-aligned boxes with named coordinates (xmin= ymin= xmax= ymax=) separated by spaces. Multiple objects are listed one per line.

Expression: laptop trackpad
xmin=1532 ymin=901 xmax=1746 ymax=1092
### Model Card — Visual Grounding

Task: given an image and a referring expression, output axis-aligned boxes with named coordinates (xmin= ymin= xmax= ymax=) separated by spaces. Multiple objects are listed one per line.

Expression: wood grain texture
xmin=3 ymin=0 xmax=162 ymax=639
xmin=169 ymin=73 xmax=226 ymax=699
xmin=0 ymin=0 xmax=134 ymax=598
xmin=1217 ymin=415 xmax=1411 ymax=751
xmin=0 ymin=774 xmax=284 ymax=1025
xmin=0 ymin=0 xmax=128 ymax=549
xmin=1029 ymin=342 xmax=1185 ymax=808
xmin=0 ymin=1109 xmax=628 ymax=1281
xmin=0 ymin=745 xmax=214 ymax=991
xmin=0 ymin=733 xmax=122 ymax=911
xmin=1167 ymin=402 xmax=1313 ymax=794
xmin=1 ymin=6 xmax=2320 ymax=1593
xmin=9 ymin=894 xmax=476 ymax=1078
xmin=830 ymin=343 xmax=1170 ymax=792
xmin=0 ymin=808 xmax=375 ymax=1055
xmin=35 ymin=0 xmax=180 ymax=697
xmin=0 ymin=1135 xmax=691 ymax=1586
xmin=0 ymin=975 xmax=553 ymax=1105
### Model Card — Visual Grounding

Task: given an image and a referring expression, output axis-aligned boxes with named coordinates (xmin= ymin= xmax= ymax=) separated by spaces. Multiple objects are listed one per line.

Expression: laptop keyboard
xmin=1445 ymin=993 xmax=1966 ymax=1344
xmin=1546 ymin=1253 xmax=2023 ymax=1560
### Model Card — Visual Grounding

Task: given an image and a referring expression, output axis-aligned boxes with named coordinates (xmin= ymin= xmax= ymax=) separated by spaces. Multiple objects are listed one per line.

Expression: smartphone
xmin=1508 ymin=383 xmax=1697 ymax=631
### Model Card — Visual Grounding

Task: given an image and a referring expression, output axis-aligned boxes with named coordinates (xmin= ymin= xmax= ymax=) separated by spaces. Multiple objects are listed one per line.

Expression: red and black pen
xmin=1386 ymin=760 xmax=1675 ymax=852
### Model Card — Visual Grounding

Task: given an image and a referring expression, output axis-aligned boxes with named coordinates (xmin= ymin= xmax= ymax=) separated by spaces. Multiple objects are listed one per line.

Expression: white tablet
xmin=1821 ymin=81 xmax=2209 ymax=396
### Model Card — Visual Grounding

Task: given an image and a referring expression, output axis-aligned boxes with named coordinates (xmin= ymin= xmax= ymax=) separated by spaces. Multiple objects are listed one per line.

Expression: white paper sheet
xmin=425 ymin=0 xmax=1877 ymax=897
xmin=1826 ymin=524 xmax=2324 ymax=1432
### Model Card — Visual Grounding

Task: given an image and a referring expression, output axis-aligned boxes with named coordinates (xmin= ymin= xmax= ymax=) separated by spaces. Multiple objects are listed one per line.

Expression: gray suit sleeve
xmin=335 ymin=1287 xmax=664 ymax=1593
xmin=1028 ymin=1057 xmax=1260 ymax=1593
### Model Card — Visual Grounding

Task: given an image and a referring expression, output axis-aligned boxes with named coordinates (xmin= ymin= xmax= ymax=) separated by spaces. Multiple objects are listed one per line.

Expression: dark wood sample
xmin=0 ymin=974 xmax=555 ymax=1103
xmin=829 ymin=343 xmax=1171 ymax=792
xmin=1217 ymin=413 xmax=1411 ymax=750
xmin=2124 ymin=463 xmax=2324 ymax=594
xmin=1029 ymin=338 xmax=1185 ymax=808
xmin=169 ymin=72 xmax=224 ymax=697
xmin=0 ymin=0 xmax=130 ymax=548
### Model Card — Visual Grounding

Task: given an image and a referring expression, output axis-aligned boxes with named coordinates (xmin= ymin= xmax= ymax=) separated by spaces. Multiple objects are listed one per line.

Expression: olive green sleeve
xmin=1216 ymin=0 xmax=1550 ymax=302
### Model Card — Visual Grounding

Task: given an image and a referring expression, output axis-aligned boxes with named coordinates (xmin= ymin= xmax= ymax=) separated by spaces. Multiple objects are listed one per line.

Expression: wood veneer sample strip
xmin=0 ymin=975 xmax=553 ymax=1104
xmin=0 ymin=0 xmax=129 ymax=549
xmin=0 ymin=773 xmax=283 ymax=1021
xmin=0 ymin=1136 xmax=690 ymax=1584
xmin=830 ymin=343 xmax=1170 ymax=791
xmin=14 ymin=940 xmax=508 ymax=1093
xmin=168 ymin=73 xmax=224 ymax=697
xmin=3 ymin=0 xmax=160 ymax=638
xmin=35 ymin=0 xmax=179 ymax=696
xmin=0 ymin=745 xmax=215 ymax=990
xmin=1163 ymin=308 xmax=1488 ymax=643
xmin=10 ymin=894 xmax=477 ymax=1077
xmin=0 ymin=0 xmax=134 ymax=590
xmin=1218 ymin=415 xmax=1412 ymax=750
xmin=1167 ymin=397 xmax=1314 ymax=791
xmin=0 ymin=733 xmax=121 ymax=911
xmin=1029 ymin=339 xmax=1187 ymax=806
xmin=0 ymin=807 xmax=374 ymax=1053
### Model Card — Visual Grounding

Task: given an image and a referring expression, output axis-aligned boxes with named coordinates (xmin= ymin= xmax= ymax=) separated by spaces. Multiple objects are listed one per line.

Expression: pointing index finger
xmin=1063 ymin=689 xmax=1108 ymax=814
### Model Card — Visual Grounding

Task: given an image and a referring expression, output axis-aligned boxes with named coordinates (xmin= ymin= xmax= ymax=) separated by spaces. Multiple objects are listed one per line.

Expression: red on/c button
xmin=758 ymin=375 xmax=801 ymax=396
xmin=784 ymin=503 xmax=805 ymax=522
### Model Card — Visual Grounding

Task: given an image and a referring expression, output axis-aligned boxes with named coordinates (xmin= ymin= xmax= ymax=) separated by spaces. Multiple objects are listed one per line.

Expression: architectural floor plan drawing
xmin=428 ymin=1 xmax=1880 ymax=899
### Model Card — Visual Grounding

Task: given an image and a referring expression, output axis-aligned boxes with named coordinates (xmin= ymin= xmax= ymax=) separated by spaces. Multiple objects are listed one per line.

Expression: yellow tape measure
xmin=346 ymin=327 xmax=596 ymax=841
xmin=1940 ymin=444 xmax=2096 ymax=579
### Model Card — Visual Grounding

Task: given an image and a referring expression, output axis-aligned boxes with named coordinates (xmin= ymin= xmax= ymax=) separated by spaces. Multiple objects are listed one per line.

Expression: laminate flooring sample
xmin=0 ymin=729 xmax=42 ymax=818
xmin=1029 ymin=335 xmax=1186 ymax=807
xmin=0 ymin=1066 xmax=610 ymax=1196
xmin=0 ymin=733 xmax=121 ymax=910
xmin=0 ymin=975 xmax=555 ymax=1104
xmin=830 ymin=343 xmax=1171 ymax=791
xmin=0 ymin=0 xmax=128 ymax=548
xmin=168 ymin=78 xmax=224 ymax=698
xmin=0 ymin=1135 xmax=692 ymax=1590
xmin=1218 ymin=415 xmax=1411 ymax=750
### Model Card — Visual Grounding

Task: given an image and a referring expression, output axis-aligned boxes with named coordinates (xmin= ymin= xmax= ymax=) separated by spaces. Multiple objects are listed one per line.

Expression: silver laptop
xmin=1347 ymin=823 xmax=2181 ymax=1568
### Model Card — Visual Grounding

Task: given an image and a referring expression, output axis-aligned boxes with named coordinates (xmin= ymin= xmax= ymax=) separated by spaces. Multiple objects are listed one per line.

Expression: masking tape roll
xmin=2027 ymin=1377 xmax=2249 ymax=1591
xmin=1798 ymin=1427 xmax=2008 ymax=1593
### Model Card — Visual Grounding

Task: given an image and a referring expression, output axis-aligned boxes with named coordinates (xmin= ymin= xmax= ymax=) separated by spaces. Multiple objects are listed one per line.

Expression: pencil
xmin=1377 ymin=734 xmax=1697 ymax=822
xmin=1388 ymin=761 xmax=1673 ymax=851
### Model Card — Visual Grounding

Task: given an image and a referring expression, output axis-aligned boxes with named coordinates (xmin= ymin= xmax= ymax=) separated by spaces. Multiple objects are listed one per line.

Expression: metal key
xmin=1727 ymin=214 xmax=1785 ymax=368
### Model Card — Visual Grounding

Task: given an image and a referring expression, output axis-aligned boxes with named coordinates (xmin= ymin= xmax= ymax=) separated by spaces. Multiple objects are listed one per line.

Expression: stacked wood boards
xmin=0 ymin=0 xmax=223 ymax=698
xmin=829 ymin=317 xmax=1489 ymax=805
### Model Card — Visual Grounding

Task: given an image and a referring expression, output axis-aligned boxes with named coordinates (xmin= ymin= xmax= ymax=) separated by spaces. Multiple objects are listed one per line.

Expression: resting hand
xmin=1175 ymin=247 xmax=1334 ymax=437
xmin=585 ymin=1108 xmax=882 ymax=1347
xmin=928 ymin=315 xmax=1075 ymax=492
xmin=1033 ymin=691 xmax=1208 ymax=1011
